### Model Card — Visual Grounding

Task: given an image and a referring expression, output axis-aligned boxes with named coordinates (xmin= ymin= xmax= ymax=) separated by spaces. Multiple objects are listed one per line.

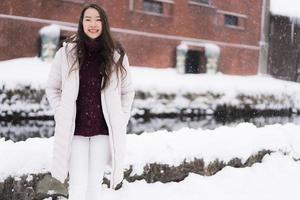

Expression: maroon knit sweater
xmin=73 ymin=38 xmax=109 ymax=137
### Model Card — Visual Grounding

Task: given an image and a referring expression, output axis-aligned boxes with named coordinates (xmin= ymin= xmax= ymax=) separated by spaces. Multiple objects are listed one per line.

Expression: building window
xmin=61 ymin=0 xmax=85 ymax=3
xmin=131 ymin=0 xmax=173 ymax=17
xmin=217 ymin=10 xmax=246 ymax=30
xmin=190 ymin=0 xmax=210 ymax=4
xmin=224 ymin=14 xmax=238 ymax=26
xmin=143 ymin=0 xmax=163 ymax=14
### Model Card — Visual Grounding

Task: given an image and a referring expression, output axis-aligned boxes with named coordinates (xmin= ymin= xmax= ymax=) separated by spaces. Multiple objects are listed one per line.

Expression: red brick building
xmin=0 ymin=0 xmax=264 ymax=75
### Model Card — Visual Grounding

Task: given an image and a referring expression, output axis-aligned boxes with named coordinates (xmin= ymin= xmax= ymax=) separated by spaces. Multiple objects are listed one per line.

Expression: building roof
xmin=270 ymin=0 xmax=300 ymax=19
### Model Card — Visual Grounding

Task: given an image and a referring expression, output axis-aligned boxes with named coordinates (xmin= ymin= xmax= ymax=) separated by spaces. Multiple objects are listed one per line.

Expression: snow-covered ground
xmin=1 ymin=57 xmax=300 ymax=97
xmin=44 ymin=153 xmax=300 ymax=200
xmin=49 ymin=152 xmax=300 ymax=200
xmin=0 ymin=57 xmax=49 ymax=89
xmin=1 ymin=57 xmax=300 ymax=118
xmin=1 ymin=57 xmax=300 ymax=199
xmin=103 ymin=153 xmax=300 ymax=200
xmin=2 ymin=1 xmax=300 ymax=198
xmin=1 ymin=123 xmax=300 ymax=199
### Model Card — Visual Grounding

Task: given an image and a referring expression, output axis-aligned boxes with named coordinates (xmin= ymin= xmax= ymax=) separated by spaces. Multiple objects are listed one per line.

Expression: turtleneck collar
xmin=84 ymin=36 xmax=102 ymax=53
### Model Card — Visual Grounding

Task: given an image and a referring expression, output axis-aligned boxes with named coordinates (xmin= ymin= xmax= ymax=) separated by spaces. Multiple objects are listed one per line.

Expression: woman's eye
xmin=85 ymin=19 xmax=90 ymax=21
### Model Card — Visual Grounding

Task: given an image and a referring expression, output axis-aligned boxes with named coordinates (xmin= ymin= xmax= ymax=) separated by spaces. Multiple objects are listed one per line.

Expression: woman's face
xmin=82 ymin=8 xmax=102 ymax=39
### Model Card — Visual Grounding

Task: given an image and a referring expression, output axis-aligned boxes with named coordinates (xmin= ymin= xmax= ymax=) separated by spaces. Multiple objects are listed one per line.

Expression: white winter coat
xmin=45 ymin=42 xmax=135 ymax=190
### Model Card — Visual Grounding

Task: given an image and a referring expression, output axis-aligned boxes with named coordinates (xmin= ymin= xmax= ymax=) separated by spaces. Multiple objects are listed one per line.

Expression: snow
xmin=0 ymin=57 xmax=299 ymax=119
xmin=130 ymin=66 xmax=298 ymax=95
xmin=1 ymin=57 xmax=300 ymax=118
xmin=1 ymin=57 xmax=300 ymax=97
xmin=0 ymin=57 xmax=50 ymax=89
xmin=270 ymin=0 xmax=300 ymax=19
xmin=100 ymin=153 xmax=300 ymax=200
xmin=204 ymin=43 xmax=220 ymax=58
xmin=39 ymin=24 xmax=60 ymax=37
xmin=130 ymin=66 xmax=300 ymax=112
xmin=126 ymin=123 xmax=300 ymax=175
xmin=1 ymin=123 xmax=300 ymax=181
xmin=179 ymin=41 xmax=220 ymax=58
xmin=176 ymin=43 xmax=188 ymax=51
xmin=1 ymin=57 xmax=300 ymax=198
xmin=1 ymin=123 xmax=300 ymax=199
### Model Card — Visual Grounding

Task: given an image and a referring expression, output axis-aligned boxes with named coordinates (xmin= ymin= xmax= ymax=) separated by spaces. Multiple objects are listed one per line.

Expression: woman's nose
xmin=91 ymin=20 xmax=98 ymax=26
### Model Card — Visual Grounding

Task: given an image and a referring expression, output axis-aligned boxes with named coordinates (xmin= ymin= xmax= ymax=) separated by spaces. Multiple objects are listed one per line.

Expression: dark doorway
xmin=185 ymin=50 xmax=206 ymax=73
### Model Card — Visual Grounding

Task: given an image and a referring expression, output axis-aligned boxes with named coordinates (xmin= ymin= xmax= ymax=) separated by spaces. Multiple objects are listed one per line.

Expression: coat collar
xmin=62 ymin=41 xmax=121 ymax=62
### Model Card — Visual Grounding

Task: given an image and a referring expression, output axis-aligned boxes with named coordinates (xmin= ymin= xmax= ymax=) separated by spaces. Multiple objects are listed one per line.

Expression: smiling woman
xmin=45 ymin=3 xmax=135 ymax=200
xmin=82 ymin=7 xmax=103 ymax=39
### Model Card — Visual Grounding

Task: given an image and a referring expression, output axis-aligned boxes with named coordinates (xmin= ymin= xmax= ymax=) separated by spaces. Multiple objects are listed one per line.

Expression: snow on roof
xmin=270 ymin=0 xmax=300 ymax=19
xmin=39 ymin=24 xmax=60 ymax=37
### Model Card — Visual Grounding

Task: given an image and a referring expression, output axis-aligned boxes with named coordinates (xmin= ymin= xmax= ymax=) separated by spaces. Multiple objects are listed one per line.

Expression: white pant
xmin=68 ymin=134 xmax=111 ymax=200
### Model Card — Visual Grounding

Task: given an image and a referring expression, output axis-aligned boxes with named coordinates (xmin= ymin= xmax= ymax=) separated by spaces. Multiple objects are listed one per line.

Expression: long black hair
xmin=64 ymin=3 xmax=127 ymax=89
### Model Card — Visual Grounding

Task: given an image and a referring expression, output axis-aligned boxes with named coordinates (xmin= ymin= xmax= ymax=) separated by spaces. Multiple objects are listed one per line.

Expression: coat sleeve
xmin=121 ymin=54 xmax=135 ymax=124
xmin=45 ymin=48 xmax=63 ymax=113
